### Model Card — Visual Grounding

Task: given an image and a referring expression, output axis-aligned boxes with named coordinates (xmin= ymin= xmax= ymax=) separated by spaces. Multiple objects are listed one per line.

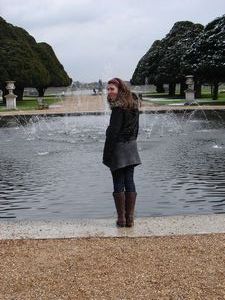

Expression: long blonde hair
xmin=107 ymin=77 xmax=139 ymax=110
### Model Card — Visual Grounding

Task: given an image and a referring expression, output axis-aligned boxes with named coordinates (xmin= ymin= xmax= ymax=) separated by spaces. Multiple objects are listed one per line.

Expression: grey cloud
xmin=1 ymin=0 xmax=225 ymax=82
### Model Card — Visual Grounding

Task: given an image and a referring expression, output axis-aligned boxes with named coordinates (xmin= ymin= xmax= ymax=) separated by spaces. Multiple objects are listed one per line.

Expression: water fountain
xmin=0 ymin=84 xmax=225 ymax=220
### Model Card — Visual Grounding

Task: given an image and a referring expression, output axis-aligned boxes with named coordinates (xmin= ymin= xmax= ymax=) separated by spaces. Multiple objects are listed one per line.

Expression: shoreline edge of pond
xmin=0 ymin=213 xmax=225 ymax=240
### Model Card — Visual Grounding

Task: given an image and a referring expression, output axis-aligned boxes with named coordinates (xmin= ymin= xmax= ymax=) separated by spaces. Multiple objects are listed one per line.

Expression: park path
xmin=0 ymin=94 xmax=225 ymax=117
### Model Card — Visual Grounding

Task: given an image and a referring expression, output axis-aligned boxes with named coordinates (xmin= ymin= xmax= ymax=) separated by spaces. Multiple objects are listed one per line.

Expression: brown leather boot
xmin=125 ymin=191 xmax=137 ymax=227
xmin=112 ymin=191 xmax=126 ymax=227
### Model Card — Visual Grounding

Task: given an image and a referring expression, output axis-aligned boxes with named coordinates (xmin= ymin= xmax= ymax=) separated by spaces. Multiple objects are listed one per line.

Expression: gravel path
xmin=0 ymin=233 xmax=225 ymax=299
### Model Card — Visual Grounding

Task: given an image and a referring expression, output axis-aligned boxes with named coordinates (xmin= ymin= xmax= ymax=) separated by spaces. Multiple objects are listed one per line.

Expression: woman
xmin=102 ymin=77 xmax=142 ymax=228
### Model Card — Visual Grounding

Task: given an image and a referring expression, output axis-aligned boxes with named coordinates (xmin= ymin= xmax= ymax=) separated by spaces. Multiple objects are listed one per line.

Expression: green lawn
xmin=0 ymin=97 xmax=62 ymax=112
xmin=142 ymin=91 xmax=225 ymax=106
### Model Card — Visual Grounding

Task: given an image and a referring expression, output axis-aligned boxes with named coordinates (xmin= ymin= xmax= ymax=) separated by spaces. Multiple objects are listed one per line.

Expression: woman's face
xmin=107 ymin=83 xmax=118 ymax=100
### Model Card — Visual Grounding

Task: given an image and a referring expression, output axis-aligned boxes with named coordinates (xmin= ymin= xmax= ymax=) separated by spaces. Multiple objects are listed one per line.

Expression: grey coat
xmin=102 ymin=93 xmax=142 ymax=171
xmin=109 ymin=139 xmax=141 ymax=171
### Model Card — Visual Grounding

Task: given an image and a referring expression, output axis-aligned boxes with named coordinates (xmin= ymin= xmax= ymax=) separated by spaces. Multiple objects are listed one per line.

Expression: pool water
xmin=1 ymin=110 xmax=225 ymax=220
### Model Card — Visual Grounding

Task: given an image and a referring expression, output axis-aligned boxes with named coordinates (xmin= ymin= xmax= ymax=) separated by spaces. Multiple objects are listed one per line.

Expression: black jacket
xmin=102 ymin=103 xmax=140 ymax=166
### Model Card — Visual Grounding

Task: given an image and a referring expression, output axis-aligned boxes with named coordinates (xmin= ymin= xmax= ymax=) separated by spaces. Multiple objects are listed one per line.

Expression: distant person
xmin=138 ymin=93 xmax=142 ymax=107
xmin=102 ymin=77 xmax=142 ymax=227
xmin=98 ymin=79 xmax=103 ymax=95
xmin=93 ymin=88 xmax=97 ymax=95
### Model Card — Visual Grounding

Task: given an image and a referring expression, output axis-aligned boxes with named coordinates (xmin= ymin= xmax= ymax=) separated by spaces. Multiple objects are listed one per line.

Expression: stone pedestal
xmin=5 ymin=81 xmax=17 ymax=110
xmin=5 ymin=94 xmax=17 ymax=109
xmin=37 ymin=96 xmax=49 ymax=109
xmin=185 ymin=75 xmax=195 ymax=104
xmin=185 ymin=90 xmax=195 ymax=101
xmin=0 ymin=90 xmax=3 ymax=104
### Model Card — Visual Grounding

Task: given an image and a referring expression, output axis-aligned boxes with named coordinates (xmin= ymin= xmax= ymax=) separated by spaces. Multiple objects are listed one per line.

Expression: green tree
xmin=131 ymin=21 xmax=203 ymax=97
xmin=156 ymin=21 xmax=203 ymax=96
xmin=130 ymin=40 xmax=163 ymax=88
xmin=181 ymin=14 xmax=225 ymax=100
xmin=0 ymin=17 xmax=49 ymax=102
xmin=36 ymin=42 xmax=72 ymax=97
xmin=0 ymin=16 xmax=71 ymax=102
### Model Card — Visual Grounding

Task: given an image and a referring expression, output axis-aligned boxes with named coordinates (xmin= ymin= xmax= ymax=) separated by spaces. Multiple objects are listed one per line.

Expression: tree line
xmin=0 ymin=16 xmax=72 ymax=102
xmin=130 ymin=15 xmax=225 ymax=100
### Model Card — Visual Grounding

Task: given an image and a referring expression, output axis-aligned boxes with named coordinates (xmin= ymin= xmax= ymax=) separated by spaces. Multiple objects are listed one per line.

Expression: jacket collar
xmin=108 ymin=92 xmax=139 ymax=110
xmin=108 ymin=99 xmax=124 ymax=109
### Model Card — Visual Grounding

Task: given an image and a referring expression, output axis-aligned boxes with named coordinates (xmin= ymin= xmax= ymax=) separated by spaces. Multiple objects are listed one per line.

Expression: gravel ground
xmin=0 ymin=233 xmax=225 ymax=299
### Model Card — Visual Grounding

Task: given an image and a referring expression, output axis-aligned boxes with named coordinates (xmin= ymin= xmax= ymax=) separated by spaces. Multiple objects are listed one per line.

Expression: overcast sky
xmin=0 ymin=0 xmax=225 ymax=82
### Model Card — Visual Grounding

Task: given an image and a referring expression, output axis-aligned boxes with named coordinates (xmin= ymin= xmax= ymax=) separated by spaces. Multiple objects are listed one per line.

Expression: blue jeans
xmin=110 ymin=165 xmax=136 ymax=193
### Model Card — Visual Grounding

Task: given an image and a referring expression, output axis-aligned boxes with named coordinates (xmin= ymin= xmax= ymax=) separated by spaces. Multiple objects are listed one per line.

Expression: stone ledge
xmin=0 ymin=213 xmax=225 ymax=240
